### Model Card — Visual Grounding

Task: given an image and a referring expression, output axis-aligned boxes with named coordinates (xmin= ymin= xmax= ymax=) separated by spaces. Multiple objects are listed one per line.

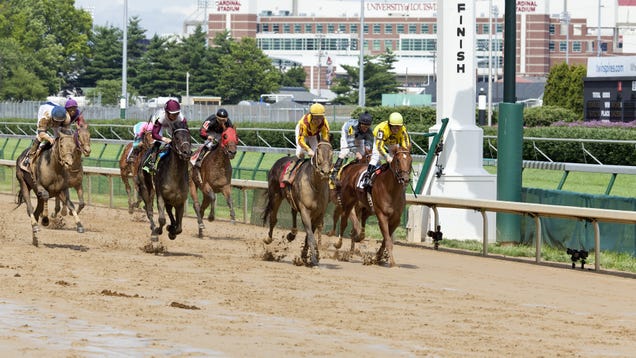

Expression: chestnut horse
xmin=262 ymin=141 xmax=333 ymax=267
xmin=54 ymin=125 xmax=91 ymax=216
xmin=189 ymin=126 xmax=238 ymax=238
xmin=335 ymin=144 xmax=412 ymax=267
xmin=119 ymin=131 xmax=153 ymax=214
xmin=137 ymin=121 xmax=192 ymax=253
xmin=15 ymin=128 xmax=85 ymax=246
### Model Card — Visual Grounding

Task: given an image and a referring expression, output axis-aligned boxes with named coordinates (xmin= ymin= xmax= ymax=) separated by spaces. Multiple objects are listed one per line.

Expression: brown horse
xmin=15 ymin=128 xmax=85 ymax=246
xmin=335 ymin=145 xmax=412 ymax=267
xmin=54 ymin=125 xmax=91 ymax=217
xmin=262 ymin=141 xmax=333 ymax=267
xmin=137 ymin=121 xmax=192 ymax=253
xmin=119 ymin=131 xmax=153 ymax=214
xmin=189 ymin=126 xmax=238 ymax=238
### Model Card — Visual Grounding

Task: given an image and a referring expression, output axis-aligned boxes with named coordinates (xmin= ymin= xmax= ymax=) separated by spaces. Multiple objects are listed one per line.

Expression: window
xmin=373 ymin=24 xmax=381 ymax=34
xmin=327 ymin=24 xmax=335 ymax=33
xmin=572 ymin=41 xmax=582 ymax=52
xmin=397 ymin=24 xmax=405 ymax=34
xmin=482 ymin=24 xmax=489 ymax=34
xmin=421 ymin=24 xmax=429 ymax=33
xmin=573 ymin=24 xmax=582 ymax=36
xmin=283 ymin=24 xmax=290 ymax=33
xmin=364 ymin=24 xmax=369 ymax=34
xmin=373 ymin=39 xmax=381 ymax=50
xmin=262 ymin=24 xmax=270 ymax=32
xmin=549 ymin=41 xmax=555 ymax=52
xmin=339 ymin=24 xmax=346 ymax=33
xmin=385 ymin=40 xmax=393 ymax=51
xmin=385 ymin=24 xmax=392 ymax=34
xmin=549 ymin=24 xmax=555 ymax=35
xmin=408 ymin=24 xmax=416 ymax=34
xmin=305 ymin=24 xmax=312 ymax=32
xmin=559 ymin=41 xmax=567 ymax=52
xmin=560 ymin=23 xmax=567 ymax=36
xmin=272 ymin=24 xmax=279 ymax=33
xmin=294 ymin=24 xmax=301 ymax=33
xmin=316 ymin=24 xmax=323 ymax=33
xmin=496 ymin=23 xmax=503 ymax=33
xmin=351 ymin=24 xmax=358 ymax=33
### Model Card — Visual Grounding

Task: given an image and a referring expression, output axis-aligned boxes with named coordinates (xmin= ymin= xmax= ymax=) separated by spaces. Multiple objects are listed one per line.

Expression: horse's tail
xmin=15 ymin=190 xmax=25 ymax=209
xmin=262 ymin=183 xmax=273 ymax=226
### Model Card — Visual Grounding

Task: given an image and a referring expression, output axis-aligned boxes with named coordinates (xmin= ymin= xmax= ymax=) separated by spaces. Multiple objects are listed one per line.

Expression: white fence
xmin=4 ymin=160 xmax=636 ymax=271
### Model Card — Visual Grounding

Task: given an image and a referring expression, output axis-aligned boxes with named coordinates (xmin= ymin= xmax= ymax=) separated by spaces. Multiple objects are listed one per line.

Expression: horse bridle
xmin=310 ymin=141 xmax=332 ymax=178
xmin=390 ymin=148 xmax=412 ymax=185
xmin=170 ymin=128 xmax=192 ymax=160
xmin=73 ymin=129 xmax=90 ymax=156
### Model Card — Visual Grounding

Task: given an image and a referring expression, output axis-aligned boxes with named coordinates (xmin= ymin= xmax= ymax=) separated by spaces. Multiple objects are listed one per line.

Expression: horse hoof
xmin=32 ymin=236 xmax=39 ymax=247
xmin=333 ymin=239 xmax=343 ymax=249
xmin=262 ymin=237 xmax=273 ymax=245
xmin=42 ymin=217 xmax=49 ymax=227
xmin=198 ymin=229 xmax=204 ymax=239
xmin=169 ymin=233 xmax=177 ymax=240
xmin=77 ymin=225 xmax=85 ymax=234
xmin=286 ymin=233 xmax=296 ymax=242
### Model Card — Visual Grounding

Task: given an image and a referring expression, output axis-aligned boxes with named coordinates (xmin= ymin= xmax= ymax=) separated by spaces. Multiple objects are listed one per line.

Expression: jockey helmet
xmin=216 ymin=108 xmax=229 ymax=120
xmin=309 ymin=103 xmax=325 ymax=116
xmin=164 ymin=99 xmax=181 ymax=114
xmin=388 ymin=112 xmax=403 ymax=127
xmin=51 ymin=106 xmax=66 ymax=122
xmin=359 ymin=112 xmax=372 ymax=126
xmin=65 ymin=98 xmax=78 ymax=109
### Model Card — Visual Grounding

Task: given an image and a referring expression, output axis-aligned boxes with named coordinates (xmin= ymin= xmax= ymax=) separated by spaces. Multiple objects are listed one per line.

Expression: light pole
xmin=597 ymin=0 xmax=602 ymax=57
xmin=561 ymin=1 xmax=570 ymax=64
xmin=358 ymin=0 xmax=365 ymax=107
xmin=487 ymin=0 xmax=493 ymax=126
xmin=120 ymin=0 xmax=127 ymax=119
xmin=186 ymin=72 xmax=190 ymax=101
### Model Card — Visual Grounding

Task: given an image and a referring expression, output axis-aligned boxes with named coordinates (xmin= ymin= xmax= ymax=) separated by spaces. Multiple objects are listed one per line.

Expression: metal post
xmin=487 ymin=0 xmax=493 ymax=126
xmin=597 ymin=0 xmax=602 ymax=57
xmin=120 ymin=0 xmax=127 ymax=119
xmin=478 ymin=88 xmax=486 ymax=125
xmin=358 ymin=0 xmax=365 ymax=107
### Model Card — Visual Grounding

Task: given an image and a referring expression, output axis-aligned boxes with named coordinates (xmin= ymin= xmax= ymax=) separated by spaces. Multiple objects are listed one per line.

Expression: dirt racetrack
xmin=1 ymin=192 xmax=636 ymax=357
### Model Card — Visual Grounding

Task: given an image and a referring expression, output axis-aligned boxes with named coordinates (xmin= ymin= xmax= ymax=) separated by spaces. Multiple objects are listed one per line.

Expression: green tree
xmin=79 ymin=25 xmax=123 ymax=88
xmin=135 ymin=35 xmax=183 ymax=98
xmin=177 ymin=26 xmax=217 ymax=97
xmin=126 ymin=17 xmax=149 ymax=88
xmin=281 ymin=65 xmax=306 ymax=87
xmin=332 ymin=51 xmax=399 ymax=106
xmin=543 ymin=62 xmax=585 ymax=119
xmin=212 ymin=35 xmax=281 ymax=104
xmin=0 ymin=0 xmax=92 ymax=97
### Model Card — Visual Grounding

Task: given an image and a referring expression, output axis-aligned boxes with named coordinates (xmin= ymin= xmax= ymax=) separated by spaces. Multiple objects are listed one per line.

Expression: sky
xmin=73 ymin=0 xmax=615 ymax=37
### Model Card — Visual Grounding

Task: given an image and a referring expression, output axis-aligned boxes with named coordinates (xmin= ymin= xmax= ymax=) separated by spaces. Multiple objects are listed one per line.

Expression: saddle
xmin=355 ymin=163 xmax=388 ymax=190
xmin=280 ymin=158 xmax=307 ymax=188
xmin=190 ymin=146 xmax=205 ymax=166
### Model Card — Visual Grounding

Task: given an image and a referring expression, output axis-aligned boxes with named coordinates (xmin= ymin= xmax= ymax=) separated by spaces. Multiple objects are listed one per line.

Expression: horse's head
xmin=75 ymin=126 xmax=91 ymax=157
xmin=170 ymin=123 xmax=192 ymax=161
xmin=221 ymin=126 xmax=238 ymax=159
xmin=312 ymin=141 xmax=333 ymax=179
xmin=56 ymin=129 xmax=78 ymax=168
xmin=389 ymin=144 xmax=412 ymax=185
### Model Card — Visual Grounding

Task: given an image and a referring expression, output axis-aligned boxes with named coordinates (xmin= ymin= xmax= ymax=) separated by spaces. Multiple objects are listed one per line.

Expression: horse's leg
xmin=168 ymin=204 xmax=185 ymax=240
xmin=155 ymin=193 xmax=166 ymax=236
xmin=206 ymin=191 xmax=216 ymax=222
xmin=121 ymin=164 xmax=135 ymax=214
xmin=40 ymin=195 xmax=50 ymax=227
xmin=189 ymin=180 xmax=205 ymax=238
xmin=75 ymin=185 xmax=85 ymax=214
xmin=138 ymin=174 xmax=156 ymax=233
xmin=61 ymin=190 xmax=84 ymax=233
xmin=222 ymin=185 xmax=235 ymax=223
xmin=299 ymin=208 xmax=318 ymax=267
xmin=287 ymin=208 xmax=298 ymax=242
xmin=18 ymin=178 xmax=40 ymax=246
xmin=375 ymin=214 xmax=394 ymax=267
xmin=265 ymin=195 xmax=283 ymax=243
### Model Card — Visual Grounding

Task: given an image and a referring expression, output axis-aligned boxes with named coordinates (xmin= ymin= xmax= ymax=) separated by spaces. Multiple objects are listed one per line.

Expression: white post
xmin=358 ymin=0 xmax=365 ymax=107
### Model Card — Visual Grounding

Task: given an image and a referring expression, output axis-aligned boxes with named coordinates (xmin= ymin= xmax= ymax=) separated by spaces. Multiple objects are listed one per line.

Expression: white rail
xmin=4 ymin=160 xmax=636 ymax=271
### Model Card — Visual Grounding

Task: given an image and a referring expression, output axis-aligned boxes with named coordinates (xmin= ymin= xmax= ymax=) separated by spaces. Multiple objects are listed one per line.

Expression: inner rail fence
xmin=3 ymin=160 xmax=636 ymax=271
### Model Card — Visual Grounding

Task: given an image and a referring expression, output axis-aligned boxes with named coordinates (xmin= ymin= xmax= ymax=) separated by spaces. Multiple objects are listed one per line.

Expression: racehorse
xmin=15 ymin=128 xmax=85 ymax=246
xmin=335 ymin=144 xmax=412 ymax=267
xmin=54 ymin=125 xmax=91 ymax=217
xmin=119 ymin=130 xmax=153 ymax=214
xmin=189 ymin=126 xmax=238 ymax=238
xmin=137 ymin=121 xmax=192 ymax=253
xmin=262 ymin=141 xmax=333 ymax=267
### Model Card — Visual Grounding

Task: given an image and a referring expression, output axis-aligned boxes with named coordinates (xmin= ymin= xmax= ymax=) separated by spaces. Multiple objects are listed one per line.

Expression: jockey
xmin=126 ymin=121 xmax=154 ymax=164
xmin=23 ymin=103 xmax=71 ymax=195
xmin=64 ymin=98 xmax=87 ymax=128
xmin=194 ymin=108 xmax=234 ymax=169
xmin=361 ymin=112 xmax=411 ymax=190
xmin=283 ymin=102 xmax=330 ymax=183
xmin=143 ymin=99 xmax=188 ymax=172
xmin=331 ymin=111 xmax=373 ymax=182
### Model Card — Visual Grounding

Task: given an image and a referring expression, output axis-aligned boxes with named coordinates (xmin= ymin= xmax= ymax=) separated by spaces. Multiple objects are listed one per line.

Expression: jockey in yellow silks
xmin=361 ymin=112 xmax=410 ymax=189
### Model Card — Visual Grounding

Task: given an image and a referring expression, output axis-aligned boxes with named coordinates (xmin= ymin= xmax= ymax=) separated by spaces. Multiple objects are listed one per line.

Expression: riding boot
xmin=127 ymin=145 xmax=140 ymax=164
xmin=195 ymin=146 xmax=208 ymax=168
xmin=361 ymin=164 xmax=375 ymax=190
xmin=22 ymin=140 xmax=39 ymax=169
xmin=143 ymin=145 xmax=159 ymax=173
xmin=331 ymin=157 xmax=344 ymax=182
